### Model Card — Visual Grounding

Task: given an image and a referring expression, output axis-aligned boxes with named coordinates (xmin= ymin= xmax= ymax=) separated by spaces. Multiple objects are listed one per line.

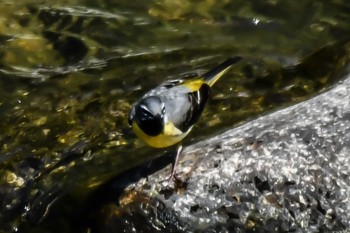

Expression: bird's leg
xmin=169 ymin=144 xmax=183 ymax=181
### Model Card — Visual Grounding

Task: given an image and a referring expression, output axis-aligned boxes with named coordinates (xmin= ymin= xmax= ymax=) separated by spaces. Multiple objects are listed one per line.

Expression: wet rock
xmin=122 ymin=72 xmax=350 ymax=232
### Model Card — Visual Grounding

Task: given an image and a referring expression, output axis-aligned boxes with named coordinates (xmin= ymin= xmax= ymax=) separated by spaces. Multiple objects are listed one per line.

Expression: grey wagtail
xmin=128 ymin=56 xmax=242 ymax=176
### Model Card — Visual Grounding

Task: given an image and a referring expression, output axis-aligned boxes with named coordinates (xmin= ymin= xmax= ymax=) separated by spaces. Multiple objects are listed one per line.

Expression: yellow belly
xmin=132 ymin=122 xmax=189 ymax=148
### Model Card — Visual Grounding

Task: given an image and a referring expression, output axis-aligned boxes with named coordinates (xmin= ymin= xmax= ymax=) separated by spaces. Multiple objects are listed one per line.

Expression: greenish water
xmin=0 ymin=0 xmax=350 ymax=232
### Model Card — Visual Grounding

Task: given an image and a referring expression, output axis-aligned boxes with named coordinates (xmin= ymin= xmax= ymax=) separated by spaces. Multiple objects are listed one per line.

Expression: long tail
xmin=203 ymin=56 xmax=242 ymax=87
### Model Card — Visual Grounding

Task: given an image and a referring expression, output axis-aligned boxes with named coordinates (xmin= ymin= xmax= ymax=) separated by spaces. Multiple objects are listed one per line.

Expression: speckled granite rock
xmin=126 ymin=72 xmax=350 ymax=232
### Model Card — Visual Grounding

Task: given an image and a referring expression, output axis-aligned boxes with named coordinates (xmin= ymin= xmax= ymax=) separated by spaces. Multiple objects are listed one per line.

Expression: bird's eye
xmin=161 ymin=104 xmax=165 ymax=115
xmin=128 ymin=111 xmax=133 ymax=125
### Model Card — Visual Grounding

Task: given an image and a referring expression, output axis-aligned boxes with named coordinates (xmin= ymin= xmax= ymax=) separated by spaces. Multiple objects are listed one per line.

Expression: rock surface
xmin=126 ymin=71 xmax=350 ymax=232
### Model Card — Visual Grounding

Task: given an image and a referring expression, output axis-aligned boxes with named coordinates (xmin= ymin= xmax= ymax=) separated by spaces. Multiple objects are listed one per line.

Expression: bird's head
xmin=128 ymin=96 xmax=165 ymax=136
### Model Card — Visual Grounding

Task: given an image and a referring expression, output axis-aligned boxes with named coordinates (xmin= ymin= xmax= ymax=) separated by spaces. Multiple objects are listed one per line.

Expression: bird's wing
xmin=162 ymin=83 xmax=210 ymax=133
xmin=181 ymin=83 xmax=210 ymax=132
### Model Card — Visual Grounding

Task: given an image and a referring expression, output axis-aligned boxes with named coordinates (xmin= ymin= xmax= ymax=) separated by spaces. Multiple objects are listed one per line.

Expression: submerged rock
xmin=111 ymin=72 xmax=350 ymax=232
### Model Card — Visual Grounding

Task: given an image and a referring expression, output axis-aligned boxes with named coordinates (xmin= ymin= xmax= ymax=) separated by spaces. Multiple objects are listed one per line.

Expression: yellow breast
xmin=132 ymin=121 xmax=190 ymax=148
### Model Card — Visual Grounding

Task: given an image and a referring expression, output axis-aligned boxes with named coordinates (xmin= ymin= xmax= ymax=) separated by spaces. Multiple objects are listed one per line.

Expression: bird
xmin=128 ymin=56 xmax=242 ymax=148
xmin=128 ymin=56 xmax=242 ymax=177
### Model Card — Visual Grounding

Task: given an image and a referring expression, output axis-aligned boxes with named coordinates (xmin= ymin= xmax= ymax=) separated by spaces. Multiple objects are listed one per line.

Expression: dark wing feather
xmin=178 ymin=83 xmax=210 ymax=132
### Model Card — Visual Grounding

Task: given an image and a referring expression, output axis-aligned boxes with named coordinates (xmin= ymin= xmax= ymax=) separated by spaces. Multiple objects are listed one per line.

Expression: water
xmin=0 ymin=0 xmax=350 ymax=232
